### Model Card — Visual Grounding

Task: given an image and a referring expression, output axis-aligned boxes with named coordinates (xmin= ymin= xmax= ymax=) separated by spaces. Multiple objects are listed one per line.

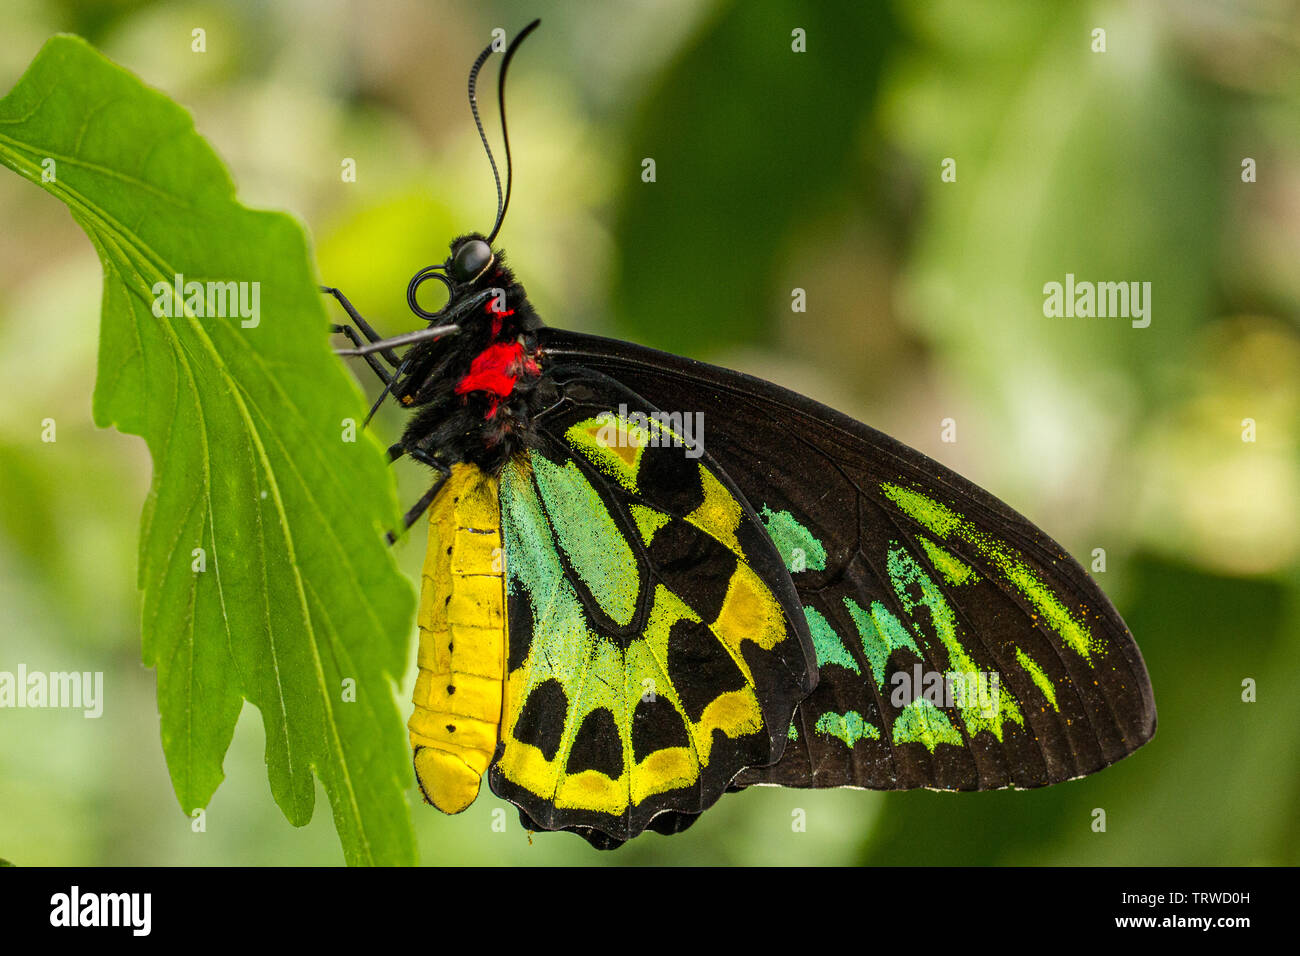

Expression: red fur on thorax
xmin=456 ymin=342 xmax=523 ymax=400
xmin=488 ymin=295 xmax=515 ymax=337
xmin=455 ymin=294 xmax=539 ymax=418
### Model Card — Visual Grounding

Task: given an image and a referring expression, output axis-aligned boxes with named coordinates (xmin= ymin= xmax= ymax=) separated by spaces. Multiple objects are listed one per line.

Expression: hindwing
xmin=486 ymin=367 xmax=815 ymax=846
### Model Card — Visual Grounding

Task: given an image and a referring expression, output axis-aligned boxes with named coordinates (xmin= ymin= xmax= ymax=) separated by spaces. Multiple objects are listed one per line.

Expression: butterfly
xmin=324 ymin=20 xmax=1156 ymax=849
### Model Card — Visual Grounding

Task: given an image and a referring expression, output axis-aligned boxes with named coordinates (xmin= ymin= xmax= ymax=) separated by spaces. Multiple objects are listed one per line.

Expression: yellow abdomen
xmin=408 ymin=464 xmax=507 ymax=814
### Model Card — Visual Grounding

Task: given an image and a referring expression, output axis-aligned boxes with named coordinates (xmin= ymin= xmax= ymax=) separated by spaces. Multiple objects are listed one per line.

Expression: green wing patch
xmin=745 ymin=490 xmax=1100 ymax=787
xmin=760 ymin=505 xmax=828 ymax=572
xmin=814 ymin=710 xmax=880 ymax=747
xmin=881 ymin=482 xmax=1102 ymax=662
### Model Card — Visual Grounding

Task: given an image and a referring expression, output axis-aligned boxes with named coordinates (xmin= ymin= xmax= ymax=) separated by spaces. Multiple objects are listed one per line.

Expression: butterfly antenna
xmin=467 ymin=19 xmax=540 ymax=244
xmin=466 ymin=37 xmax=503 ymax=241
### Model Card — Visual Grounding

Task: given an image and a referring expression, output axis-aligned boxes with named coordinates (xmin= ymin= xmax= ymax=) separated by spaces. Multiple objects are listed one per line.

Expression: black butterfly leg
xmin=385 ymin=447 xmax=451 ymax=545
xmin=321 ymin=286 xmax=401 ymax=363
xmin=331 ymin=322 xmax=396 ymax=388
xmin=321 ymin=285 xmax=403 ymax=387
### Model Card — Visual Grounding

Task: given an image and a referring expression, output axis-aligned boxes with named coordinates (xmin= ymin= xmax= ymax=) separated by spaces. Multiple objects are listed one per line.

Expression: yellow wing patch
xmin=685 ymin=465 xmax=744 ymax=556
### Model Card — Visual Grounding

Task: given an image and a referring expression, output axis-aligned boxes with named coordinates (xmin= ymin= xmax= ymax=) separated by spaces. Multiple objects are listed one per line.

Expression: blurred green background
xmin=1 ymin=0 xmax=1297 ymax=865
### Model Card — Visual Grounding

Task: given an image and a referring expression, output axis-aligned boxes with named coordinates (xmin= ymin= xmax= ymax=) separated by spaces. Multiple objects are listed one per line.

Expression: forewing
xmin=487 ymin=366 xmax=816 ymax=845
xmin=540 ymin=329 xmax=1157 ymax=792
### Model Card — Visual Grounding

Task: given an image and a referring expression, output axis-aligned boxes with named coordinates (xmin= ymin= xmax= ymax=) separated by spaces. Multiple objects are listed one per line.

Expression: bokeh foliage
xmin=0 ymin=0 xmax=1296 ymax=865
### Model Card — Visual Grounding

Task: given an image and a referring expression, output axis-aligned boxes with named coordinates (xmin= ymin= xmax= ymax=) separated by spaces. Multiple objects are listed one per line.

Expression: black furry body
xmin=392 ymin=237 xmax=547 ymax=476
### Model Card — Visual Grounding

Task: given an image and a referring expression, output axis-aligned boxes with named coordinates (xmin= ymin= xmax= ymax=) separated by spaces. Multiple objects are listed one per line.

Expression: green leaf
xmin=0 ymin=35 xmax=417 ymax=865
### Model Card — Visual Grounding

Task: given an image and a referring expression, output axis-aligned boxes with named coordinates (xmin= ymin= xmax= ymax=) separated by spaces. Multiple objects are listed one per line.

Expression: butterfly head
xmin=405 ymin=231 xmax=539 ymax=334
xmin=450 ymin=235 xmax=495 ymax=284
xmin=404 ymin=19 xmax=540 ymax=331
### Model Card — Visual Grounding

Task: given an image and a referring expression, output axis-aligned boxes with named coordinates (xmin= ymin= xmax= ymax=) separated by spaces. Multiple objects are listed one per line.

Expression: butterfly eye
xmin=451 ymin=239 xmax=494 ymax=283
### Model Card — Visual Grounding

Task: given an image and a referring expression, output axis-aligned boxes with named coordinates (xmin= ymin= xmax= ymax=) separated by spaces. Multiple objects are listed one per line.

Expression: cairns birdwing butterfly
xmin=323 ymin=20 xmax=1156 ymax=849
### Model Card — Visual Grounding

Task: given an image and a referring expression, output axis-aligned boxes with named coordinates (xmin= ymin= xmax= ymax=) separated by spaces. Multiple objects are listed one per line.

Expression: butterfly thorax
xmin=397 ymin=243 xmax=547 ymax=475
